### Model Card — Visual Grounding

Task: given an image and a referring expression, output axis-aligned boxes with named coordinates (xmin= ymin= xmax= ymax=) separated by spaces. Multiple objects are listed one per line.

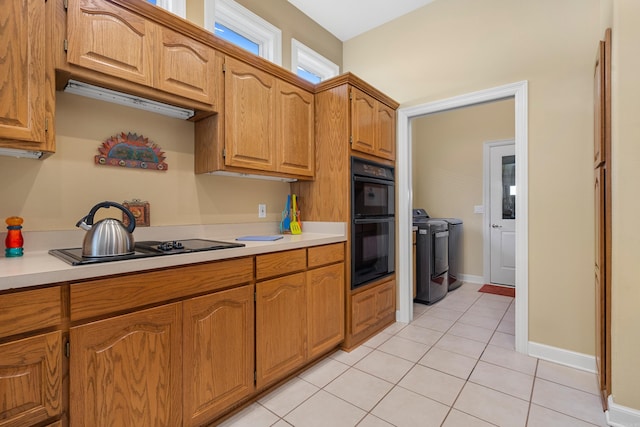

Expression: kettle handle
xmin=80 ymin=201 xmax=136 ymax=233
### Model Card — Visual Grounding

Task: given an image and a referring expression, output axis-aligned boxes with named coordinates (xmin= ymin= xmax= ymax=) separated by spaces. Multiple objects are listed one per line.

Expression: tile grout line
xmin=262 ymin=286 xmax=514 ymax=427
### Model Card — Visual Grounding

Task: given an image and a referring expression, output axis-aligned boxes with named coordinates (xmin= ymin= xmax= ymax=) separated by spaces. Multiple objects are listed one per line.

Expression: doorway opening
xmin=396 ymin=81 xmax=529 ymax=354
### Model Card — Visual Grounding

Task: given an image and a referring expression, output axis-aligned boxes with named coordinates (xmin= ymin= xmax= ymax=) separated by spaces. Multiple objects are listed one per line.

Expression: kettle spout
xmin=75 ymin=216 xmax=92 ymax=231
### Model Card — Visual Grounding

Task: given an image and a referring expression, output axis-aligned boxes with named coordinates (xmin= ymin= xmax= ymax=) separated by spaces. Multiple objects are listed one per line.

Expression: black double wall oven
xmin=351 ymin=157 xmax=395 ymax=289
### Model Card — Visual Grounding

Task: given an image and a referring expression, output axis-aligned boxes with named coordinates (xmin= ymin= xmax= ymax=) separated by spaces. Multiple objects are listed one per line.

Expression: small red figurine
xmin=5 ymin=216 xmax=24 ymax=257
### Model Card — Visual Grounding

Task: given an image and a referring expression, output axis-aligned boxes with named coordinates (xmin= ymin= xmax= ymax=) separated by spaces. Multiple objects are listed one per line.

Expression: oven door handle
xmin=353 ymin=217 xmax=395 ymax=224
xmin=353 ymin=175 xmax=394 ymax=186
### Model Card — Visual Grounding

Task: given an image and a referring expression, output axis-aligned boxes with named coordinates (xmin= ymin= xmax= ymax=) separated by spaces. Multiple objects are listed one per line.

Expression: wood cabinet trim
xmin=70 ymin=257 xmax=253 ymax=322
xmin=316 ymin=72 xmax=399 ymax=108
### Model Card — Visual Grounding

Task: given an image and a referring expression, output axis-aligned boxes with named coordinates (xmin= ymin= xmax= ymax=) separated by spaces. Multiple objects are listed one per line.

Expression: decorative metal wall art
xmin=95 ymin=132 xmax=168 ymax=171
xmin=122 ymin=199 xmax=150 ymax=227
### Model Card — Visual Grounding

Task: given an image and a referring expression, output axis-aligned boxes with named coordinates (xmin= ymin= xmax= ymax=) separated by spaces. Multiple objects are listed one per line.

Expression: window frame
xmin=205 ymin=0 xmax=282 ymax=65
xmin=291 ymin=38 xmax=339 ymax=83
xmin=154 ymin=0 xmax=186 ymax=19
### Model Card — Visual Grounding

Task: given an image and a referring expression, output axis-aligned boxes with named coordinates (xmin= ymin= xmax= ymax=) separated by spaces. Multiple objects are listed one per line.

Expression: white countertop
xmin=0 ymin=222 xmax=346 ymax=291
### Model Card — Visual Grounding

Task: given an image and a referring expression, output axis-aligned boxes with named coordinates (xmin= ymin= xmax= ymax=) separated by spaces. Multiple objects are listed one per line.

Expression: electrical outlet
xmin=258 ymin=204 xmax=267 ymax=218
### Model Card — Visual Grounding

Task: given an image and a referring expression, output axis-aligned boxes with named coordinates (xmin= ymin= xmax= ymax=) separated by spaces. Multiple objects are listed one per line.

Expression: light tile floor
xmin=219 ymin=283 xmax=608 ymax=427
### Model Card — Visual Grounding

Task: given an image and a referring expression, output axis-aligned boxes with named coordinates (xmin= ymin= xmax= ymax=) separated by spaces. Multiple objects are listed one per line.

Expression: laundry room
xmin=411 ymin=97 xmax=515 ymax=294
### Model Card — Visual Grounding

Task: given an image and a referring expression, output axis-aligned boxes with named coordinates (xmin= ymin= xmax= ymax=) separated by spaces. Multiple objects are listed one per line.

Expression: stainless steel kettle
xmin=76 ymin=201 xmax=136 ymax=258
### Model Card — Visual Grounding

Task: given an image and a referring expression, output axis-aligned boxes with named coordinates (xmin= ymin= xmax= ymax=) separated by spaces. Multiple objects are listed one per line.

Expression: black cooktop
xmin=49 ymin=239 xmax=245 ymax=266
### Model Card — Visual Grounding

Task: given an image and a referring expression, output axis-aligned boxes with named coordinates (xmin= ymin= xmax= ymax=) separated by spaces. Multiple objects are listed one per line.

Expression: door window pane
xmin=502 ymin=155 xmax=515 ymax=219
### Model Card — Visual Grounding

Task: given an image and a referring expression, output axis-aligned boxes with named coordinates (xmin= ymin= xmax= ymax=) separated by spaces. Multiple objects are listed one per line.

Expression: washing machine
xmin=413 ymin=214 xmax=449 ymax=305
xmin=413 ymin=209 xmax=464 ymax=292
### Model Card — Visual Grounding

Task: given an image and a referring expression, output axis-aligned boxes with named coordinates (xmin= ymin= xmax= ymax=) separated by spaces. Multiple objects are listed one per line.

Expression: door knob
xmin=491 ymin=224 xmax=502 ymax=228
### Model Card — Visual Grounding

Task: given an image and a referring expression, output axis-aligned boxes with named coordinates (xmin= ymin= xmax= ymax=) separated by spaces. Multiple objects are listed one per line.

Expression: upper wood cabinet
xmin=276 ymin=79 xmax=315 ymax=177
xmin=64 ymin=0 xmax=218 ymax=109
xmin=224 ymin=57 xmax=277 ymax=172
xmin=155 ymin=26 xmax=218 ymax=107
xmin=195 ymin=56 xmax=314 ymax=179
xmin=351 ymin=87 xmax=396 ymax=161
xmin=0 ymin=0 xmax=55 ymax=153
xmin=66 ymin=0 xmax=154 ymax=86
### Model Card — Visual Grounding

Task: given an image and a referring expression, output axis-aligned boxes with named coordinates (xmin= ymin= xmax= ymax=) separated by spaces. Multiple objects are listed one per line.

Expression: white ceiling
xmin=287 ymin=0 xmax=436 ymax=41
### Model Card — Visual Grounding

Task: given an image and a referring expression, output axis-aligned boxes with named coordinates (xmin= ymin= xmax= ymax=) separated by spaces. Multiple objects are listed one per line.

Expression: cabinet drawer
xmin=256 ymin=249 xmax=306 ymax=280
xmin=70 ymin=257 xmax=253 ymax=321
xmin=0 ymin=286 xmax=61 ymax=339
xmin=308 ymin=243 xmax=344 ymax=268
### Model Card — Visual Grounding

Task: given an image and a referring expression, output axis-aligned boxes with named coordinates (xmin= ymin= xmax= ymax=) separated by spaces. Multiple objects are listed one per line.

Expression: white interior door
xmin=490 ymin=143 xmax=516 ymax=286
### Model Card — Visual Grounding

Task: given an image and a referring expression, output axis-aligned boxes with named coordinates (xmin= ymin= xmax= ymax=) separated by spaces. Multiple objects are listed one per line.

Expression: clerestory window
xmin=204 ymin=0 xmax=282 ymax=65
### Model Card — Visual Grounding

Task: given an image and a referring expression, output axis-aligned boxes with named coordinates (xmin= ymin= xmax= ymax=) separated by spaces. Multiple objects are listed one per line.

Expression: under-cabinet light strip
xmin=64 ymin=80 xmax=195 ymax=120
xmin=0 ymin=148 xmax=44 ymax=159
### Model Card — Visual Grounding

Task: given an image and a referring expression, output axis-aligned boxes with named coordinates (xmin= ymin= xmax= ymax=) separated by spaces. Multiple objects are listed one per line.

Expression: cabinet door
xmin=351 ymin=87 xmax=376 ymax=155
xmin=307 ymin=263 xmax=345 ymax=358
xmin=376 ymin=102 xmax=396 ymax=160
xmin=351 ymin=279 xmax=396 ymax=337
xmin=70 ymin=304 xmax=182 ymax=427
xmin=0 ymin=331 xmax=62 ymax=427
xmin=256 ymin=273 xmax=306 ymax=389
xmin=67 ymin=0 xmax=154 ymax=87
xmin=351 ymin=288 xmax=377 ymax=336
xmin=224 ymin=57 xmax=276 ymax=171
xmin=155 ymin=26 xmax=218 ymax=106
xmin=276 ymin=80 xmax=315 ymax=177
xmin=375 ymin=280 xmax=396 ymax=320
xmin=0 ymin=0 xmax=53 ymax=150
xmin=183 ymin=285 xmax=254 ymax=426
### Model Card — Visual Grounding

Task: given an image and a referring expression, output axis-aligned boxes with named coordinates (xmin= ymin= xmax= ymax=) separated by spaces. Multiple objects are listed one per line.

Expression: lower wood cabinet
xmin=256 ymin=243 xmax=345 ymax=389
xmin=69 ymin=303 xmax=183 ymax=427
xmin=0 ymin=331 xmax=62 ymax=427
xmin=183 ymin=285 xmax=254 ymax=426
xmin=351 ymin=279 xmax=396 ymax=339
xmin=8 ymin=242 xmax=344 ymax=426
xmin=256 ymin=272 xmax=307 ymax=389
xmin=307 ymin=263 xmax=345 ymax=358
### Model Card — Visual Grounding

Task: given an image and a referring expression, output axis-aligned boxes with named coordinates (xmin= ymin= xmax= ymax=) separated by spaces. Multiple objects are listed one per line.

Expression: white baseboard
xmin=460 ymin=274 xmax=484 ymax=284
xmin=528 ymin=341 xmax=596 ymax=373
xmin=607 ymin=395 xmax=640 ymax=427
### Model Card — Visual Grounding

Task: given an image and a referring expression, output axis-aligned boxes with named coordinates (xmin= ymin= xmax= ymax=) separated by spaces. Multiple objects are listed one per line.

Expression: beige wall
xmin=185 ymin=0 xmax=342 ymax=71
xmin=412 ymin=99 xmax=515 ymax=278
xmin=0 ymin=0 xmax=341 ymax=232
xmin=0 ymin=93 xmax=289 ymax=230
xmin=344 ymin=0 xmax=600 ymax=356
xmin=611 ymin=0 xmax=640 ymax=410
